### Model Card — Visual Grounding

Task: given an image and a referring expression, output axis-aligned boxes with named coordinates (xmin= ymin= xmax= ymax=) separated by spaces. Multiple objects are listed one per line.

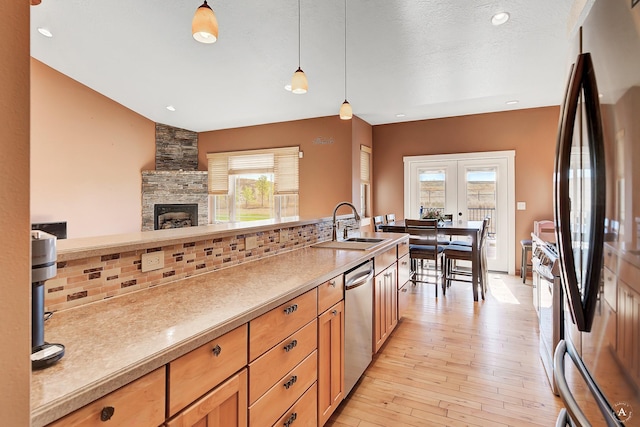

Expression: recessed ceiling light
xmin=506 ymin=100 xmax=519 ymax=105
xmin=37 ymin=27 xmax=53 ymax=38
xmin=166 ymin=105 xmax=176 ymax=112
xmin=491 ymin=12 xmax=510 ymax=26
xmin=395 ymin=113 xmax=406 ymax=118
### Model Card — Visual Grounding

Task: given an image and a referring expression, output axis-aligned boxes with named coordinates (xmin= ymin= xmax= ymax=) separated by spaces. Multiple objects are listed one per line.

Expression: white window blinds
xmin=360 ymin=145 xmax=371 ymax=183
xmin=207 ymin=146 xmax=299 ymax=195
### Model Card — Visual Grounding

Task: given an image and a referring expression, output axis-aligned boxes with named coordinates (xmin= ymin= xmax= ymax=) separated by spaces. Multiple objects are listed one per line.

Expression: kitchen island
xmin=31 ymin=228 xmax=407 ymax=426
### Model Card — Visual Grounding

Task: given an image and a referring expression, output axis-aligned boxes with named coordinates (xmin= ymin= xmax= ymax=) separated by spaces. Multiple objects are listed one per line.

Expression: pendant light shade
xmin=339 ymin=0 xmax=352 ymax=119
xmin=340 ymin=100 xmax=353 ymax=120
xmin=290 ymin=0 xmax=307 ymax=94
xmin=192 ymin=1 xmax=218 ymax=44
xmin=291 ymin=67 xmax=308 ymax=94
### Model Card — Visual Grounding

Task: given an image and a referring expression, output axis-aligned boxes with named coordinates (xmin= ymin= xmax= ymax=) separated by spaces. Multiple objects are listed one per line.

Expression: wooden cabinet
xmin=249 ymin=352 xmax=317 ymax=427
xmin=274 ymin=383 xmax=317 ymax=427
xmin=374 ymin=263 xmax=398 ymax=353
xmin=168 ymin=325 xmax=248 ymax=417
xmin=317 ymin=300 xmax=344 ymax=426
xmin=617 ymin=279 xmax=640 ymax=384
xmin=166 ymin=370 xmax=247 ymax=427
xmin=249 ymin=289 xmax=317 ymax=361
xmin=47 ymin=368 xmax=165 ymax=427
xmin=318 ymin=275 xmax=343 ymax=314
xmin=249 ymin=289 xmax=318 ymax=427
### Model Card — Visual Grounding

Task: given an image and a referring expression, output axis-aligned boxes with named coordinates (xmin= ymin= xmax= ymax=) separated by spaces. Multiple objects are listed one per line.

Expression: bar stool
xmin=520 ymin=239 xmax=532 ymax=283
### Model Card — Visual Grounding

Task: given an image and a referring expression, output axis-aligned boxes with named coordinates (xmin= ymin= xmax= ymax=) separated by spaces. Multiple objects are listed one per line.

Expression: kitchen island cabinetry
xmin=397 ymin=244 xmax=412 ymax=319
xmin=33 ymin=233 xmax=409 ymax=427
xmin=47 ymin=368 xmax=165 ymax=427
xmin=617 ymin=272 xmax=640 ymax=384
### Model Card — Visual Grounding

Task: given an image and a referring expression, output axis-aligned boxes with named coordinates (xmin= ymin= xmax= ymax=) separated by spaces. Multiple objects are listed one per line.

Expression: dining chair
xmin=373 ymin=215 xmax=385 ymax=231
xmin=442 ymin=217 xmax=489 ymax=300
xmin=405 ymin=219 xmax=445 ymax=297
xmin=385 ymin=213 xmax=396 ymax=223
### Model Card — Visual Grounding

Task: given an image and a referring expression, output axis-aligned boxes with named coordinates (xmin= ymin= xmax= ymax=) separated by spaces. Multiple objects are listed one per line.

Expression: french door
xmin=404 ymin=151 xmax=515 ymax=273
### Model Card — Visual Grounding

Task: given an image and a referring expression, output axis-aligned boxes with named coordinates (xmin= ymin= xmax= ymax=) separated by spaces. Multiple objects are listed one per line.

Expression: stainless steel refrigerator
xmin=553 ymin=0 xmax=640 ymax=425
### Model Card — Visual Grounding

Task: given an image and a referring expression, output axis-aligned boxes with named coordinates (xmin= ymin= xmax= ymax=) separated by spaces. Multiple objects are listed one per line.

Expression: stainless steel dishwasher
xmin=344 ymin=259 xmax=375 ymax=396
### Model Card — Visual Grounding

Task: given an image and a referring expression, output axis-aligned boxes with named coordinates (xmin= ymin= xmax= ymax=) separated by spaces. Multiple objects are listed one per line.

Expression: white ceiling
xmin=30 ymin=1 xmax=576 ymax=133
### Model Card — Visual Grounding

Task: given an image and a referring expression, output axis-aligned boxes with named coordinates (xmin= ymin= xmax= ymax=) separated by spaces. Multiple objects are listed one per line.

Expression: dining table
xmin=380 ymin=219 xmax=485 ymax=301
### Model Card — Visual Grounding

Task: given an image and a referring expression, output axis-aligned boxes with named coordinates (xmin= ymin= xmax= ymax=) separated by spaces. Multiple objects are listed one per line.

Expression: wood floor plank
xmin=326 ymin=273 xmax=565 ymax=427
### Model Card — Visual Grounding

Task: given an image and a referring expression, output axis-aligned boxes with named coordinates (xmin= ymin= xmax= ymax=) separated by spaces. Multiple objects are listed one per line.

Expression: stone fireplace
xmin=141 ymin=124 xmax=208 ymax=231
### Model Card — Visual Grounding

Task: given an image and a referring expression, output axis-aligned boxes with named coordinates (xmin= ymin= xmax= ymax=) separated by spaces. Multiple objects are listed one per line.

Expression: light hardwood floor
xmin=327 ymin=273 xmax=566 ymax=427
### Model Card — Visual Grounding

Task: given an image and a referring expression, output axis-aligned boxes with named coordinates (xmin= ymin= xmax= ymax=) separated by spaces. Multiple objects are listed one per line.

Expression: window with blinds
xmin=207 ymin=147 xmax=299 ymax=223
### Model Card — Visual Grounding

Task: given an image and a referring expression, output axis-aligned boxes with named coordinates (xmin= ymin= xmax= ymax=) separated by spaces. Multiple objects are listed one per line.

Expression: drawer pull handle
xmin=283 ymin=339 xmax=298 ymax=352
xmin=329 ymin=280 xmax=336 ymax=288
xmin=284 ymin=412 xmax=298 ymax=427
xmin=331 ymin=309 xmax=338 ymax=316
xmin=283 ymin=304 xmax=298 ymax=315
xmin=283 ymin=375 xmax=298 ymax=389
xmin=100 ymin=406 xmax=115 ymax=422
xmin=401 ymin=288 xmax=407 ymax=293
xmin=212 ymin=344 xmax=222 ymax=357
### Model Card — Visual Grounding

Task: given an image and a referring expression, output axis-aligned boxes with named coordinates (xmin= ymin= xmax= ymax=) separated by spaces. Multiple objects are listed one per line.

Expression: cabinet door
xmin=318 ymin=301 xmax=344 ymax=426
xmin=397 ymin=253 xmax=411 ymax=289
xmin=166 ymin=369 xmax=247 ymax=427
xmin=374 ymin=265 xmax=398 ymax=353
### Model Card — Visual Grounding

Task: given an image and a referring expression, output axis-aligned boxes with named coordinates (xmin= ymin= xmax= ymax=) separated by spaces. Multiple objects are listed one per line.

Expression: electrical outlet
xmin=141 ymin=251 xmax=164 ymax=272
xmin=280 ymin=229 xmax=288 ymax=243
xmin=245 ymin=235 xmax=258 ymax=250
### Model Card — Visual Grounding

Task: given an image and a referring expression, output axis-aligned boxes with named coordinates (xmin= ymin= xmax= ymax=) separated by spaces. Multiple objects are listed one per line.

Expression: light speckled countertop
xmin=31 ymin=232 xmax=407 ymax=427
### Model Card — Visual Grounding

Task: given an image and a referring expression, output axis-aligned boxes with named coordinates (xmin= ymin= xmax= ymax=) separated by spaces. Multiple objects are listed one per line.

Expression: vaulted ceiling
xmin=30 ymin=1 xmax=577 ymax=132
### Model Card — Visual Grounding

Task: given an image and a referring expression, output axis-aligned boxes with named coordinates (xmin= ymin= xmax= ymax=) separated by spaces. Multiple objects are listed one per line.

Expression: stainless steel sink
xmin=311 ymin=237 xmax=389 ymax=251
xmin=344 ymin=237 xmax=384 ymax=243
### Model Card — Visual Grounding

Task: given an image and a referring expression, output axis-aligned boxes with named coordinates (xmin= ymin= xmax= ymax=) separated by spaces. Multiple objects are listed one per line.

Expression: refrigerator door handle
xmin=554 ymin=339 xmax=622 ymax=427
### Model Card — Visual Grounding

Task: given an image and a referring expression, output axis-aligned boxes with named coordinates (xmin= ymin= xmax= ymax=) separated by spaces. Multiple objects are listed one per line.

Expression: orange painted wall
xmin=30 ymin=59 xmax=155 ymax=238
xmin=373 ymin=107 xmax=560 ymax=271
xmin=198 ymin=116 xmax=355 ymax=218
xmin=1 ymin=2 xmax=30 ymax=424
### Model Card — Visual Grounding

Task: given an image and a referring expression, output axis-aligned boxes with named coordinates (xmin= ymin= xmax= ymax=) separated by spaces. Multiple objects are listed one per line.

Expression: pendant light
xmin=192 ymin=1 xmax=219 ymax=44
xmin=339 ymin=0 xmax=352 ymax=120
xmin=291 ymin=0 xmax=308 ymax=94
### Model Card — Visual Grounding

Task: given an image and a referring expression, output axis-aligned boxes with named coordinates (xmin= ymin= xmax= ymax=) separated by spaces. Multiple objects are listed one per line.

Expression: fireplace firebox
xmin=154 ymin=204 xmax=198 ymax=230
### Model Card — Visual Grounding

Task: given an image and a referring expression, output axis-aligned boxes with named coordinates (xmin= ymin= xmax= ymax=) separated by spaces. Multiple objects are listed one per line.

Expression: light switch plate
xmin=141 ymin=251 xmax=164 ymax=272
xmin=517 ymin=201 xmax=526 ymax=210
xmin=245 ymin=235 xmax=258 ymax=250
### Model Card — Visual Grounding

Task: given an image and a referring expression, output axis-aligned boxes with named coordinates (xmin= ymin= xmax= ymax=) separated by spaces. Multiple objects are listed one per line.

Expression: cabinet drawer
xmin=398 ymin=281 xmax=416 ymax=319
xmin=249 ymin=351 xmax=317 ymax=427
xmin=250 ymin=289 xmax=317 ymax=361
xmin=47 ymin=367 xmax=165 ymax=427
xmin=603 ymin=247 xmax=618 ymax=271
xmin=397 ymin=253 xmax=411 ymax=288
xmin=603 ymin=267 xmax=617 ymax=312
xmin=273 ymin=382 xmax=317 ymax=427
xmin=318 ymin=275 xmax=343 ymax=314
xmin=397 ymin=239 xmax=409 ymax=258
xmin=375 ymin=246 xmax=397 ymax=275
xmin=168 ymin=324 xmax=248 ymax=417
xmin=619 ymin=259 xmax=640 ymax=294
xmin=249 ymin=319 xmax=317 ymax=404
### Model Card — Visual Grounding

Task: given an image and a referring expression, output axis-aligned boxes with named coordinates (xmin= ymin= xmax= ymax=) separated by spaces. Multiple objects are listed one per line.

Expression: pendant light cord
xmin=298 ymin=0 xmax=301 ymax=68
xmin=344 ymin=0 xmax=347 ymax=100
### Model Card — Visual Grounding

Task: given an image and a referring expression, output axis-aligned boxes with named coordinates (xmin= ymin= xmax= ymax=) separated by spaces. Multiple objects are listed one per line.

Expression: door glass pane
xmin=418 ymin=168 xmax=445 ymax=211
xmin=466 ymin=167 xmax=497 ymax=259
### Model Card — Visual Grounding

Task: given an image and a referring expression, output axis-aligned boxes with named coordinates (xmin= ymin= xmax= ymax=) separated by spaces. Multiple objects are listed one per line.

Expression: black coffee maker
xmin=31 ymin=230 xmax=64 ymax=369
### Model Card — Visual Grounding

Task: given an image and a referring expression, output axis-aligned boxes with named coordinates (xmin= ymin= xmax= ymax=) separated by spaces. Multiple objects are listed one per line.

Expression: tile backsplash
xmin=45 ymin=220 xmax=336 ymax=312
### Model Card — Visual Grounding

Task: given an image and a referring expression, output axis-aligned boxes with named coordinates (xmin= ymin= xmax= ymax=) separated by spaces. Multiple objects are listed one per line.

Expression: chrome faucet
xmin=332 ymin=202 xmax=361 ymax=241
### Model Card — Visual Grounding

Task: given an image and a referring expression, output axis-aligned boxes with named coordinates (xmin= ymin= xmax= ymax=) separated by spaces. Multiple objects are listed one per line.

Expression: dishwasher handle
xmin=345 ymin=267 xmax=374 ymax=290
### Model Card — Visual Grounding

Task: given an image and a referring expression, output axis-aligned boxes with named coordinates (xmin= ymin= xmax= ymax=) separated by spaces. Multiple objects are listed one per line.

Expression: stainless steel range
xmin=531 ymin=233 xmax=562 ymax=395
